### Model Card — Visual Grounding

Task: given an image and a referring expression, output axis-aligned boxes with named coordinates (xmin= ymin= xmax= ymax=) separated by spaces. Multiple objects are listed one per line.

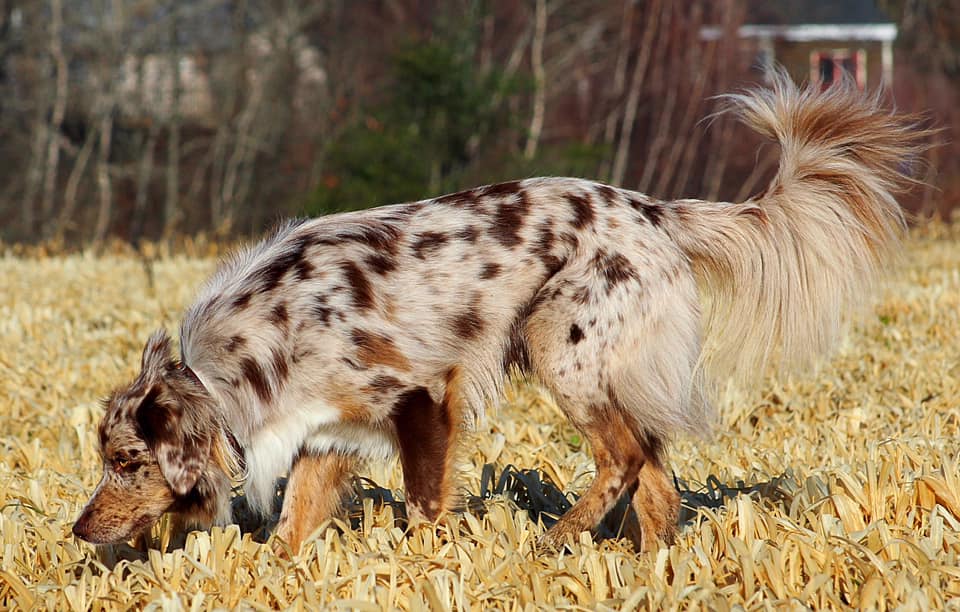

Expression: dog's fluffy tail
xmin=672 ymin=71 xmax=928 ymax=386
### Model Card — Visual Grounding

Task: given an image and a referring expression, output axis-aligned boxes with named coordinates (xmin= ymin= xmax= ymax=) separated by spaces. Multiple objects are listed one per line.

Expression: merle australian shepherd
xmin=73 ymin=72 xmax=926 ymax=555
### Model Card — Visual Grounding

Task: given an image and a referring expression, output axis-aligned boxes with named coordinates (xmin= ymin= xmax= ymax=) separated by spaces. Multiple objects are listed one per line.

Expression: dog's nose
xmin=72 ymin=517 xmax=88 ymax=540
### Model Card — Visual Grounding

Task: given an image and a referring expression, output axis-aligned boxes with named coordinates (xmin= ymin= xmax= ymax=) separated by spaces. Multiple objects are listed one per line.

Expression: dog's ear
xmin=135 ymin=383 xmax=212 ymax=496
xmin=141 ymin=329 xmax=174 ymax=377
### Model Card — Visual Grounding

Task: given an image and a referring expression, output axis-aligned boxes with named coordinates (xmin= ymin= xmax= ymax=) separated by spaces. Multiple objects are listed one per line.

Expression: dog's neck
xmin=175 ymin=361 xmax=245 ymax=527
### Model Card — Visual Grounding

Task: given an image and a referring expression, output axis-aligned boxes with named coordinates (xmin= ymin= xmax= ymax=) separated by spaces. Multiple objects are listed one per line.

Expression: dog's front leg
xmin=392 ymin=384 xmax=462 ymax=523
xmin=273 ymin=452 xmax=354 ymax=556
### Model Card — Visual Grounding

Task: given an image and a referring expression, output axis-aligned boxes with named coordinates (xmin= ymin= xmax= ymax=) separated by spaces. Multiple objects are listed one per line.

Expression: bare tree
xmin=611 ymin=0 xmax=661 ymax=186
xmin=12 ymin=0 xmax=945 ymax=243
xmin=599 ymin=0 xmax=635 ymax=179
xmin=524 ymin=0 xmax=546 ymax=159
xmin=40 ymin=0 xmax=67 ymax=236
xmin=163 ymin=2 xmax=182 ymax=240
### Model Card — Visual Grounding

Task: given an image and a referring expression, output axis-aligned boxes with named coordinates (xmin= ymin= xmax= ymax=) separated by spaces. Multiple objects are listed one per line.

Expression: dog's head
xmin=73 ymin=329 xmax=217 ymax=544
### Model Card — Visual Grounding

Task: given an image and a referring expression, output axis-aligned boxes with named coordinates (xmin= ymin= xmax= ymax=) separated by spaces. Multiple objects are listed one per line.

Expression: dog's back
xmin=177 ymin=177 xmax=696 ymax=513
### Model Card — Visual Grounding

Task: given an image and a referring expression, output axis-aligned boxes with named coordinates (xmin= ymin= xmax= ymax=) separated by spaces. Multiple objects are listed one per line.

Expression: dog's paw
xmin=536 ymin=528 xmax=578 ymax=553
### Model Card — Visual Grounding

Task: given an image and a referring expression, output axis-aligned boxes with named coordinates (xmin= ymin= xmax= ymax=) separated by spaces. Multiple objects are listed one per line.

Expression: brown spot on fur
xmin=294 ymin=258 xmax=315 ymax=281
xmin=270 ymin=302 xmax=289 ymax=328
xmin=323 ymin=383 xmax=369 ymax=422
xmin=566 ymin=193 xmax=595 ymax=228
xmin=479 ymin=181 xmax=523 ymax=197
xmin=341 ymin=261 xmax=374 ymax=310
xmin=595 ymin=184 xmax=618 ymax=204
xmin=489 ymin=189 xmax=531 ymax=248
xmin=450 ymin=304 xmax=485 ymax=340
xmin=232 ymin=292 xmax=253 ymax=310
xmin=312 ymin=294 xmax=335 ymax=325
xmin=249 ymin=234 xmax=313 ymax=294
xmin=592 ymin=250 xmax=639 ymax=293
xmin=411 ymin=231 xmax=449 ymax=259
xmin=435 ymin=189 xmax=480 ymax=210
xmin=544 ymin=256 xmax=566 ymax=276
xmin=457 ymin=226 xmax=479 ymax=242
xmin=240 ymin=358 xmax=272 ymax=402
xmin=559 ymin=231 xmax=580 ymax=252
xmin=316 ymin=221 xmax=404 ymax=255
xmin=226 ymin=335 xmax=247 ymax=353
xmin=572 ymin=286 xmax=592 ymax=305
xmin=365 ymin=253 xmax=397 ymax=275
xmin=479 ymin=262 xmax=501 ymax=280
xmin=531 ymin=221 xmax=566 ymax=274
xmin=569 ymin=324 xmax=585 ymax=344
xmin=629 ymin=197 xmax=664 ymax=227
xmin=350 ymin=329 xmax=412 ymax=371
xmin=532 ymin=222 xmax=555 ymax=257
xmin=271 ymin=347 xmax=289 ymax=387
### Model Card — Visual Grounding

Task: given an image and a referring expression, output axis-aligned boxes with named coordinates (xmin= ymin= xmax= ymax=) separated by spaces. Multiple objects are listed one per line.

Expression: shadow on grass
xmin=234 ymin=464 xmax=798 ymax=544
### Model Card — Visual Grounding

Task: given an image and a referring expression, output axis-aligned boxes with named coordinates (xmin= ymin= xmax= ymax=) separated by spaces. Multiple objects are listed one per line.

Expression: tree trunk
xmin=92 ymin=111 xmax=114 ymax=242
xmin=702 ymin=1 xmax=740 ymax=201
xmin=654 ymin=5 xmax=712 ymax=198
xmin=163 ymin=6 xmax=182 ymax=240
xmin=600 ymin=0 xmax=635 ymax=179
xmin=41 ymin=0 xmax=68 ymax=238
xmin=55 ymin=117 xmax=98 ymax=241
xmin=524 ymin=0 xmax=547 ymax=159
xmin=611 ymin=0 xmax=661 ymax=186
xmin=132 ymin=122 xmax=160 ymax=242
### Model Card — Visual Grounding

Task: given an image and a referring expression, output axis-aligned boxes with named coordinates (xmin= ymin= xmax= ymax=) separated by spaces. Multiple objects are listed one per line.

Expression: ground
xmin=1 ymin=222 xmax=959 ymax=609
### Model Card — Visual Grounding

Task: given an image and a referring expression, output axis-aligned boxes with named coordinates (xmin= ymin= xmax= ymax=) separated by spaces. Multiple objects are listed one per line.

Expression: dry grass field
xmin=1 ymin=222 xmax=959 ymax=610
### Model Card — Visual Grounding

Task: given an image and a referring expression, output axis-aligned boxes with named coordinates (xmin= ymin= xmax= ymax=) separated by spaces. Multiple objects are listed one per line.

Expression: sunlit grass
xmin=1 ymin=222 xmax=958 ymax=609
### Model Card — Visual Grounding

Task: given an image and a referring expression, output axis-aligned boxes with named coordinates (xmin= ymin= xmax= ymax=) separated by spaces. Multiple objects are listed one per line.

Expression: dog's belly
xmin=303 ymin=422 xmax=399 ymax=460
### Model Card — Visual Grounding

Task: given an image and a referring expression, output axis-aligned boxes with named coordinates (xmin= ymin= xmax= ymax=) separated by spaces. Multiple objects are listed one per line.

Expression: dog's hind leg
xmin=630 ymin=436 xmax=681 ymax=551
xmin=537 ymin=407 xmax=645 ymax=549
xmin=273 ymin=452 xmax=354 ymax=555
xmin=524 ymin=245 xmax=701 ymax=550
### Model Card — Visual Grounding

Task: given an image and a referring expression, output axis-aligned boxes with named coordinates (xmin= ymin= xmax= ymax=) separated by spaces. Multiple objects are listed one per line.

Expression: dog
xmin=73 ymin=72 xmax=925 ymax=555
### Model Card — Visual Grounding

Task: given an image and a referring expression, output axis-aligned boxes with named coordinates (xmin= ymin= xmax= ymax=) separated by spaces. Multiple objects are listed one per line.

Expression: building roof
xmin=744 ymin=0 xmax=893 ymax=26
xmin=700 ymin=23 xmax=897 ymax=42
xmin=701 ymin=0 xmax=897 ymax=42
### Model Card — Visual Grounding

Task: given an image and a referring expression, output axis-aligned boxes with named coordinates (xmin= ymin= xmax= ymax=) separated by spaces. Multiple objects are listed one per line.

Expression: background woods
xmin=0 ymin=0 xmax=953 ymax=244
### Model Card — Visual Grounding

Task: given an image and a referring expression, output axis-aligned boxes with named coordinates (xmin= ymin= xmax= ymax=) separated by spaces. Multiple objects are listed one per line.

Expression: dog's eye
xmin=113 ymin=458 xmax=135 ymax=473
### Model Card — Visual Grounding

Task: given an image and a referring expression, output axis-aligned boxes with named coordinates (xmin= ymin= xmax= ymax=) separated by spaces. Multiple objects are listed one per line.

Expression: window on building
xmin=811 ymin=49 xmax=866 ymax=90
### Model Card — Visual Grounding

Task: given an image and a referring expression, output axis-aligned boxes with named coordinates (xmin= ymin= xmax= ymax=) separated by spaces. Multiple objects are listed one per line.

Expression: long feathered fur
xmin=671 ymin=71 xmax=928 ymax=386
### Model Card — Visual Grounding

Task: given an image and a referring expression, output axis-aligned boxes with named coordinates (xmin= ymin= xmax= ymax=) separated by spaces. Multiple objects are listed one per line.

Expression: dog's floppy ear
xmin=135 ymin=387 xmax=212 ymax=496
xmin=136 ymin=330 xmax=212 ymax=496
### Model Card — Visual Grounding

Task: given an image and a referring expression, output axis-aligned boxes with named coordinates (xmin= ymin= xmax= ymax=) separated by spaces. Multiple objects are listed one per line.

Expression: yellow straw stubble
xmin=1 ymin=222 xmax=959 ymax=609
